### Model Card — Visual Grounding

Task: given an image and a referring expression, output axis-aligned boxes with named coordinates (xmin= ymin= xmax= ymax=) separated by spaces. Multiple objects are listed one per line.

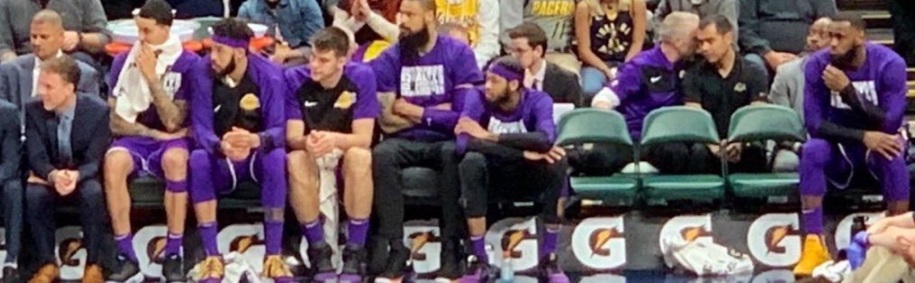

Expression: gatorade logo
xmin=486 ymin=218 xmax=538 ymax=271
xmin=571 ymin=217 xmax=626 ymax=270
xmin=403 ymin=224 xmax=442 ymax=275
xmin=218 ymin=224 xmax=266 ymax=273
xmin=135 ymin=225 xmax=169 ymax=279
xmin=747 ymin=214 xmax=801 ymax=267
xmin=658 ymin=214 xmax=713 ymax=255
xmin=55 ymin=226 xmax=87 ymax=281
xmin=835 ymin=212 xmax=883 ymax=251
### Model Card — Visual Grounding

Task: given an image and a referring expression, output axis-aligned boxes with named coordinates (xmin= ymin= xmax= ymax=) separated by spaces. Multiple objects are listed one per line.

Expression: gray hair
xmin=657 ymin=12 xmax=699 ymax=44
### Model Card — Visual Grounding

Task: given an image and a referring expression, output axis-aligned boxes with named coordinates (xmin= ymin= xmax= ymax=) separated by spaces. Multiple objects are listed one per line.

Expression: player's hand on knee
xmin=864 ymin=131 xmax=904 ymax=160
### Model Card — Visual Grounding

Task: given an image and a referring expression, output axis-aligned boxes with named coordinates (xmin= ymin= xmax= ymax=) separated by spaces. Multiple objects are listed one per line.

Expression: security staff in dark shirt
xmin=684 ymin=15 xmax=769 ymax=174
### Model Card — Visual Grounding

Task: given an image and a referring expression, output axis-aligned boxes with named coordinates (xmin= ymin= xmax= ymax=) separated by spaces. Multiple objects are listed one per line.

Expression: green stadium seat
xmin=639 ymin=107 xmax=724 ymax=204
xmin=557 ymin=108 xmax=638 ymax=206
xmin=726 ymin=105 xmax=806 ymax=201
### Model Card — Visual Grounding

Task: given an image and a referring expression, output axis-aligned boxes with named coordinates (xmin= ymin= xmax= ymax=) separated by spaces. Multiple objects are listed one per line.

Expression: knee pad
xmin=165 ymin=179 xmax=187 ymax=193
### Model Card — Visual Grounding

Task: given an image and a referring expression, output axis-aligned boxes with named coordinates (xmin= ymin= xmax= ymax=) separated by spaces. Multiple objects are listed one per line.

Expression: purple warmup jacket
xmin=457 ymin=88 xmax=556 ymax=158
xmin=610 ymin=46 xmax=685 ymax=140
xmin=370 ymin=35 xmax=484 ymax=142
xmin=190 ymin=53 xmax=286 ymax=155
xmin=804 ymin=42 xmax=908 ymax=142
xmin=108 ymin=51 xmax=200 ymax=131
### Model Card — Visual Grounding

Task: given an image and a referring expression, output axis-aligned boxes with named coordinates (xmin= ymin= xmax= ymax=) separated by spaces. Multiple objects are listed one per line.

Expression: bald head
xmin=30 ymin=10 xmax=65 ymax=61
xmin=32 ymin=10 xmax=64 ymax=31
xmin=806 ymin=17 xmax=832 ymax=51
xmin=403 ymin=0 xmax=436 ymax=12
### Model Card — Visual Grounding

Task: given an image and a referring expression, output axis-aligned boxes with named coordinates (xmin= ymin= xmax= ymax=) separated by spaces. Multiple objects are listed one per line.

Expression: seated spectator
xmin=454 ymin=57 xmax=569 ymax=282
xmin=654 ymin=0 xmax=738 ymax=44
xmin=738 ymin=0 xmax=836 ymax=70
xmin=500 ymin=0 xmax=580 ymax=73
xmin=794 ymin=13 xmax=909 ymax=277
xmin=102 ymin=0 xmax=201 ymax=281
xmin=575 ymin=0 xmax=647 ymax=100
xmin=0 ymin=10 xmax=99 ymax=112
xmin=24 ymin=55 xmax=109 ymax=283
xmin=581 ymin=12 xmax=698 ymax=175
xmin=844 ymin=212 xmax=915 ymax=282
xmin=507 ymin=22 xmax=582 ymax=106
xmin=0 ymin=100 xmax=19 ymax=283
xmin=368 ymin=0 xmax=483 ymax=280
xmin=238 ymin=0 xmax=325 ymax=64
xmin=768 ymin=17 xmax=831 ymax=172
xmin=333 ymin=0 xmax=401 ymax=45
xmin=683 ymin=14 xmax=769 ymax=174
xmin=439 ymin=22 xmax=470 ymax=46
xmin=0 ymin=0 xmax=111 ymax=64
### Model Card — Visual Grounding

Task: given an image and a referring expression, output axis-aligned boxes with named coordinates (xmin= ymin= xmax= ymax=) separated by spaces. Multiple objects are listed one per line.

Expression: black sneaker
xmin=161 ymin=254 xmax=185 ymax=282
xmin=435 ymin=239 xmax=462 ymax=282
xmin=308 ymin=242 xmax=337 ymax=282
xmin=539 ymin=253 xmax=570 ymax=283
xmin=375 ymin=242 xmax=411 ymax=282
xmin=2 ymin=266 xmax=18 ymax=283
xmin=339 ymin=244 xmax=366 ymax=283
xmin=107 ymin=256 xmax=143 ymax=283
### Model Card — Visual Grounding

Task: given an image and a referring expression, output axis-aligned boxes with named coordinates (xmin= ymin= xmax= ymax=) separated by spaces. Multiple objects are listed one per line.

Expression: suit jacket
xmin=25 ymin=94 xmax=109 ymax=183
xmin=0 ymin=99 xmax=20 ymax=184
xmin=0 ymin=54 xmax=99 ymax=113
xmin=542 ymin=62 xmax=583 ymax=107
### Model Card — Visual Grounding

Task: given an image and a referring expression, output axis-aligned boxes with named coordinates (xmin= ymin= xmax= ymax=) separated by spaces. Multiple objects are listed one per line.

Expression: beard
xmin=830 ymin=44 xmax=861 ymax=68
xmin=398 ymin=24 xmax=430 ymax=65
xmin=212 ymin=56 xmax=237 ymax=78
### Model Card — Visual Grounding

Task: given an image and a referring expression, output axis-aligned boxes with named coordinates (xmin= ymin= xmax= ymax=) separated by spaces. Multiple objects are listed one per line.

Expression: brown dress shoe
xmin=81 ymin=265 xmax=104 ymax=283
xmin=28 ymin=264 xmax=58 ymax=283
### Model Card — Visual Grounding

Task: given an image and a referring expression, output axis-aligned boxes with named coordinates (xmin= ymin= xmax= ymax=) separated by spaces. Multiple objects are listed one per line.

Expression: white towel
xmin=112 ymin=35 xmax=183 ymax=123
xmin=317 ymin=149 xmax=345 ymax=269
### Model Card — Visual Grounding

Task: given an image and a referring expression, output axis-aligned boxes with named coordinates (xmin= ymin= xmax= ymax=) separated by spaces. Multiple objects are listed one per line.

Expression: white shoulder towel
xmin=112 ymin=35 xmax=183 ymax=123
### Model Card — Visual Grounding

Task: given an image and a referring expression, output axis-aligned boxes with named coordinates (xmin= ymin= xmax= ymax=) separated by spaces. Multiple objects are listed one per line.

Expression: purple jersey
xmin=609 ymin=46 xmax=685 ymax=140
xmin=804 ymin=43 xmax=908 ymax=137
xmin=458 ymin=88 xmax=556 ymax=154
xmin=370 ymin=35 xmax=484 ymax=142
xmin=190 ymin=54 xmax=287 ymax=155
xmin=284 ymin=62 xmax=380 ymax=134
xmin=108 ymin=51 xmax=200 ymax=131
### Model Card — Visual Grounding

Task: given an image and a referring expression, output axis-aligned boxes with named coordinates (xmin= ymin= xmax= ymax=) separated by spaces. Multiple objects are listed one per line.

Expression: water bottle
xmin=500 ymin=251 xmax=514 ymax=282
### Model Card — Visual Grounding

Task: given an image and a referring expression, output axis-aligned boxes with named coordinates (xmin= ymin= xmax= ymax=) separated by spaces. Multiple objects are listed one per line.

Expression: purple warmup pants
xmin=188 ymin=148 xmax=287 ymax=254
xmin=800 ymin=138 xmax=909 ymax=234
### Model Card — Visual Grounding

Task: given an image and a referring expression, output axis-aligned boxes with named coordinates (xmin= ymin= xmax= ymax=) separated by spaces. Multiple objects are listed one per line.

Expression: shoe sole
xmin=105 ymin=272 xmax=144 ymax=283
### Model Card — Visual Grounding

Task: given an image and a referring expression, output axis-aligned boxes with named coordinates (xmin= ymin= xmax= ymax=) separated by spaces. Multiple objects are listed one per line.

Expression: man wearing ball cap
xmin=187 ymin=18 xmax=290 ymax=283
xmin=454 ymin=56 xmax=569 ymax=283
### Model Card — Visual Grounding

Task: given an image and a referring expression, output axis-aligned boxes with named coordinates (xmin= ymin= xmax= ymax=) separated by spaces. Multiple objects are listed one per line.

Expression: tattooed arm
xmin=109 ymin=98 xmax=159 ymax=139
xmin=149 ymin=81 xmax=188 ymax=132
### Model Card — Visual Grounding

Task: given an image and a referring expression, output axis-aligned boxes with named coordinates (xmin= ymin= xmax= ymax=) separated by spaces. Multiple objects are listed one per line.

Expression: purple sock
xmin=264 ymin=221 xmax=283 ymax=255
xmin=471 ymin=236 xmax=488 ymax=263
xmin=541 ymin=227 xmax=560 ymax=259
xmin=803 ymin=207 xmax=824 ymax=235
xmin=115 ymin=233 xmax=137 ymax=262
xmin=164 ymin=233 xmax=183 ymax=257
xmin=301 ymin=220 xmax=324 ymax=245
xmin=347 ymin=218 xmax=369 ymax=247
xmin=199 ymin=222 xmax=220 ymax=256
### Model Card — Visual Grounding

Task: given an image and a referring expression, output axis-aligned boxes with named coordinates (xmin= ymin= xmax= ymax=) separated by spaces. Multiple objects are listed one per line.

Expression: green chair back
xmin=556 ymin=108 xmax=633 ymax=146
xmin=727 ymin=104 xmax=806 ymax=143
xmin=640 ymin=106 xmax=720 ymax=146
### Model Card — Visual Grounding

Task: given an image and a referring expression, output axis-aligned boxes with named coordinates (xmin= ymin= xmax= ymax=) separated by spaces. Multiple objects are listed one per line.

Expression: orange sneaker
xmin=793 ymin=234 xmax=831 ymax=277
xmin=81 ymin=264 xmax=104 ymax=283
xmin=193 ymin=256 xmax=224 ymax=283
xmin=28 ymin=264 xmax=58 ymax=283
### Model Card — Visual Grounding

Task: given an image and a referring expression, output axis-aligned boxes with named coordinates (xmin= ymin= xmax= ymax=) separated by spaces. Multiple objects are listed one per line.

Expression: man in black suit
xmin=506 ymin=22 xmax=583 ymax=106
xmin=0 ymin=99 xmax=21 ymax=283
xmin=23 ymin=55 xmax=109 ymax=283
